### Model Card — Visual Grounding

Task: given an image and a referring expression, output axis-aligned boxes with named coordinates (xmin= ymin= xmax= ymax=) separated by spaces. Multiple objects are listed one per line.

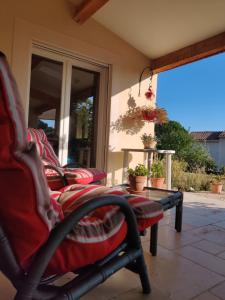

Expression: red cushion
xmin=0 ymin=55 xmax=61 ymax=268
xmin=45 ymin=184 xmax=163 ymax=274
xmin=65 ymin=168 xmax=106 ymax=184
xmin=27 ymin=128 xmax=60 ymax=167
xmin=0 ymin=55 xmax=128 ymax=275
xmin=28 ymin=129 xmax=107 ymax=186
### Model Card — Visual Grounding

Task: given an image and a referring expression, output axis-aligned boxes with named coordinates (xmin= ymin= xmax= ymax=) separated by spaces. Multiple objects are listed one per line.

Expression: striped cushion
xmin=0 ymin=53 xmax=61 ymax=269
xmin=27 ymin=128 xmax=60 ymax=167
xmin=27 ymin=128 xmax=107 ymax=188
xmin=59 ymin=184 xmax=163 ymax=233
xmin=65 ymin=168 xmax=107 ymax=185
xmin=0 ymin=54 xmax=127 ymax=275
xmin=43 ymin=167 xmax=107 ymax=190
xmin=47 ymin=184 xmax=163 ymax=274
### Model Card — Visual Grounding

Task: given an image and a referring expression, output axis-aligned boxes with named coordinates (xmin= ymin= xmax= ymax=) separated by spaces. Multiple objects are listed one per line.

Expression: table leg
xmin=150 ymin=223 xmax=158 ymax=256
xmin=122 ymin=150 xmax=129 ymax=184
xmin=175 ymin=196 xmax=183 ymax=232
xmin=147 ymin=152 xmax=152 ymax=187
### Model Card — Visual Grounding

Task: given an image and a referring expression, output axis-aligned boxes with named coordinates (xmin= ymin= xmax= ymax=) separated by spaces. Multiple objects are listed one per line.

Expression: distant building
xmin=191 ymin=131 xmax=225 ymax=169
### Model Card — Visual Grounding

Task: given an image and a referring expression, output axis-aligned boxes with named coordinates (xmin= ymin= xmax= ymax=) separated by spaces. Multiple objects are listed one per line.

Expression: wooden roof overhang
xmin=73 ymin=0 xmax=225 ymax=74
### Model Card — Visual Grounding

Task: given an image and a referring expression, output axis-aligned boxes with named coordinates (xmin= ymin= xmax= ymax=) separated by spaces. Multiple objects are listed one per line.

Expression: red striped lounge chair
xmin=0 ymin=51 xmax=163 ymax=299
xmin=27 ymin=128 xmax=107 ymax=190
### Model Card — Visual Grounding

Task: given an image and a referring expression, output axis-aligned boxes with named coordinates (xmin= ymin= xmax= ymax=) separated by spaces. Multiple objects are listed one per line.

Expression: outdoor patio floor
xmin=2 ymin=191 xmax=225 ymax=299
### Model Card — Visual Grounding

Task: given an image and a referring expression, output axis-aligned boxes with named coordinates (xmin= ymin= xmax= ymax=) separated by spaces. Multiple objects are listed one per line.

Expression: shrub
xmin=151 ymin=159 xmax=164 ymax=178
xmin=172 ymin=159 xmax=212 ymax=191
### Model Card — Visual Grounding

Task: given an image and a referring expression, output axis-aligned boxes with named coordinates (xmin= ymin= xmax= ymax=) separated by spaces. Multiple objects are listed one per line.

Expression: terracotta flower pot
xmin=151 ymin=177 xmax=165 ymax=189
xmin=211 ymin=183 xmax=223 ymax=194
xmin=134 ymin=176 xmax=146 ymax=191
xmin=143 ymin=140 xmax=157 ymax=149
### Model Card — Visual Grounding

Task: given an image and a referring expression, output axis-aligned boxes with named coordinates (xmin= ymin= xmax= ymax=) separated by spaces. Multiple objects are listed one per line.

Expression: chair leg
xmin=136 ymin=254 xmax=151 ymax=294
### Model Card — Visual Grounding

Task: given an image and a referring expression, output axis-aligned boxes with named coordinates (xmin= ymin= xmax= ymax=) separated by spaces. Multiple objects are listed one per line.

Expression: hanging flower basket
xmin=140 ymin=106 xmax=168 ymax=124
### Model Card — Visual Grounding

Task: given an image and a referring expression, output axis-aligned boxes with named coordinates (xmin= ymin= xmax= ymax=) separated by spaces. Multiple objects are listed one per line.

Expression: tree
xmin=155 ymin=121 xmax=193 ymax=159
xmin=155 ymin=120 xmax=216 ymax=172
xmin=181 ymin=141 xmax=216 ymax=173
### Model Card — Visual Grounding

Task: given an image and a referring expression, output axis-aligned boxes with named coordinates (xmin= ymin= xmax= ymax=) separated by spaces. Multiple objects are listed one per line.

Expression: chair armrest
xmin=22 ymin=195 xmax=141 ymax=297
xmin=63 ymin=162 xmax=82 ymax=168
xmin=44 ymin=164 xmax=68 ymax=186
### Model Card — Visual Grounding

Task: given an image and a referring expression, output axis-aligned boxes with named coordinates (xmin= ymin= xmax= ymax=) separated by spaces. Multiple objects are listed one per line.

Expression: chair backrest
xmin=0 ymin=52 xmax=61 ymax=271
xmin=27 ymin=128 xmax=60 ymax=167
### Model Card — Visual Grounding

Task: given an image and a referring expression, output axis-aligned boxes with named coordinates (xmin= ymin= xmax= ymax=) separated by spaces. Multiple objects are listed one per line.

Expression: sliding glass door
xmin=68 ymin=67 xmax=99 ymax=167
xmin=28 ymin=46 xmax=108 ymax=169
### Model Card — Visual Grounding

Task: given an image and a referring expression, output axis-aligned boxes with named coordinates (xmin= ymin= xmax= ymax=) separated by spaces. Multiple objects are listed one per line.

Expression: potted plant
xmin=127 ymin=164 xmax=149 ymax=192
xmin=210 ymin=175 xmax=224 ymax=194
xmin=150 ymin=159 xmax=165 ymax=188
xmin=141 ymin=133 xmax=157 ymax=149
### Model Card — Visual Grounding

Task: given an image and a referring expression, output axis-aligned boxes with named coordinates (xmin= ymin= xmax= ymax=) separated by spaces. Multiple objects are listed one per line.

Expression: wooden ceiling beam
xmin=74 ymin=0 xmax=110 ymax=24
xmin=151 ymin=31 xmax=225 ymax=74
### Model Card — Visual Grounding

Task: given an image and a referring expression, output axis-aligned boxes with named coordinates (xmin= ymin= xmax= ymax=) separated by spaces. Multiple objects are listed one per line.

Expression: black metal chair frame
xmin=0 ymin=194 xmax=151 ymax=300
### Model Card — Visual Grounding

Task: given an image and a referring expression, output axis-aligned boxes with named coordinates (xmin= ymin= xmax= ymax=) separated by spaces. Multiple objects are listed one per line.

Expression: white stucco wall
xmin=200 ymin=139 xmax=225 ymax=169
xmin=0 ymin=0 xmax=156 ymax=185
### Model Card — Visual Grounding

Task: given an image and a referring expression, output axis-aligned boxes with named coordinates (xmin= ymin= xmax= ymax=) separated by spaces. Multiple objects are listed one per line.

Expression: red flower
xmin=142 ymin=109 xmax=157 ymax=121
xmin=145 ymin=88 xmax=155 ymax=100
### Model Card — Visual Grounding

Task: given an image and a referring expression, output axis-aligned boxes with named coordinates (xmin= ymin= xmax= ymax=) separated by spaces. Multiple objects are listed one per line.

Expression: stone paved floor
xmin=2 ymin=192 xmax=225 ymax=299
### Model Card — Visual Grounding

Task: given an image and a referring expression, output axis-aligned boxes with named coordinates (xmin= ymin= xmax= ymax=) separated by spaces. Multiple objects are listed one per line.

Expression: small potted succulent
xmin=141 ymin=133 xmax=157 ymax=149
xmin=210 ymin=175 xmax=224 ymax=194
xmin=127 ymin=164 xmax=149 ymax=191
xmin=150 ymin=159 xmax=165 ymax=188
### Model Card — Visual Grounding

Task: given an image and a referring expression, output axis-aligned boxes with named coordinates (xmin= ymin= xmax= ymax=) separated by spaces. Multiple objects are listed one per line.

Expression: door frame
xmin=29 ymin=44 xmax=110 ymax=171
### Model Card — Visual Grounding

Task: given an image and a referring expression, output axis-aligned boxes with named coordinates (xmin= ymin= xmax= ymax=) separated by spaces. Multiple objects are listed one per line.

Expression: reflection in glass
xmin=68 ymin=67 xmax=99 ymax=167
xmin=28 ymin=54 xmax=63 ymax=155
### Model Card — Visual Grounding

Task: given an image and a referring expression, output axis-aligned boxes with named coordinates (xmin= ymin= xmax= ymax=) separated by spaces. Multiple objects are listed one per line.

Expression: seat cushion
xmin=64 ymin=168 xmax=107 ymax=185
xmin=47 ymin=184 xmax=127 ymax=274
xmin=44 ymin=167 xmax=107 ymax=190
xmin=45 ymin=184 xmax=163 ymax=275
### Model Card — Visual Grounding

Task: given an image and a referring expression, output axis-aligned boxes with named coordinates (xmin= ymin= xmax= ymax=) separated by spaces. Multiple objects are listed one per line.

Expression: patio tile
xmin=181 ymin=212 xmax=218 ymax=227
xmin=192 ymin=291 xmax=221 ymax=300
xmin=192 ymin=239 xmax=225 ymax=255
xmin=143 ymin=246 xmax=224 ymax=300
xmin=156 ymin=226 xmax=202 ymax=250
xmin=201 ymin=228 xmax=225 ymax=246
xmin=210 ymin=280 xmax=225 ymax=300
xmin=175 ymin=245 xmax=225 ymax=276
xmin=218 ymin=251 xmax=225 ymax=260
xmin=111 ymin=286 xmax=171 ymax=300
xmin=214 ymin=220 xmax=225 ymax=229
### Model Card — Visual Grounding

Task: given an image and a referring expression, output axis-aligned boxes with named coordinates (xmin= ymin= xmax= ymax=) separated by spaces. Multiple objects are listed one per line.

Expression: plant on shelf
xmin=210 ymin=174 xmax=225 ymax=194
xmin=127 ymin=164 xmax=149 ymax=192
xmin=151 ymin=159 xmax=165 ymax=189
xmin=141 ymin=133 xmax=157 ymax=149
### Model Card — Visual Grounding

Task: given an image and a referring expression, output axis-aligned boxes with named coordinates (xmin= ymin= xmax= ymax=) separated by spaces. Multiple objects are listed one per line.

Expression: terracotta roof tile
xmin=191 ymin=131 xmax=225 ymax=141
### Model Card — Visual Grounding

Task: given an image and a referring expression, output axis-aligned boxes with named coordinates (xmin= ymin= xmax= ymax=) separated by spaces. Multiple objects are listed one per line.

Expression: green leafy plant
xmin=127 ymin=164 xmax=149 ymax=177
xmin=141 ymin=133 xmax=156 ymax=143
xmin=211 ymin=174 xmax=225 ymax=184
xmin=151 ymin=160 xmax=164 ymax=178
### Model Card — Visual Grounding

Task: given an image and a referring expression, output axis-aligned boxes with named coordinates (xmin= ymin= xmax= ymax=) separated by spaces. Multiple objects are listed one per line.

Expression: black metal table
xmin=117 ymin=185 xmax=183 ymax=256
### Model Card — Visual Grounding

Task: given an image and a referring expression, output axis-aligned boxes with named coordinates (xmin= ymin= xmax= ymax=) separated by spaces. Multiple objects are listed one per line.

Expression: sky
xmin=156 ymin=52 xmax=225 ymax=132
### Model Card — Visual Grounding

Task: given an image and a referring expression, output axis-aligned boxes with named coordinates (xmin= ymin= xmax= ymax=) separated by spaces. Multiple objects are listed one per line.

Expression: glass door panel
xmin=28 ymin=54 xmax=63 ymax=155
xmin=68 ymin=67 xmax=100 ymax=167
